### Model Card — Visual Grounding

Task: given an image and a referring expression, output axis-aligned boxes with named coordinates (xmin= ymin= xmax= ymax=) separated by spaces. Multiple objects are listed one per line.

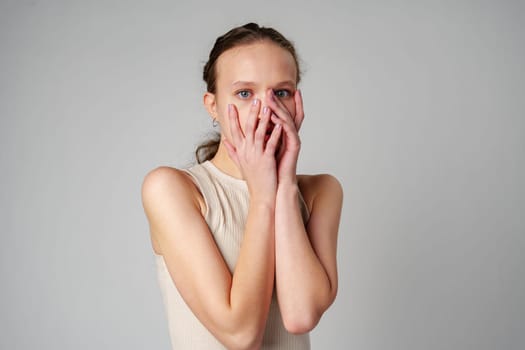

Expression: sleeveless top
xmin=154 ymin=160 xmax=311 ymax=349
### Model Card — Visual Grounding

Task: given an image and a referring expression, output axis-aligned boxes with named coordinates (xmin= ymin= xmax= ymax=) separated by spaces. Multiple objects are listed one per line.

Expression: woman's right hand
xmin=223 ymin=98 xmax=283 ymax=202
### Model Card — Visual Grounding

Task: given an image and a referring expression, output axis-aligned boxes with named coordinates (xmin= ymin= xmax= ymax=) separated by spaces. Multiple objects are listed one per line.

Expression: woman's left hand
xmin=265 ymin=88 xmax=305 ymax=185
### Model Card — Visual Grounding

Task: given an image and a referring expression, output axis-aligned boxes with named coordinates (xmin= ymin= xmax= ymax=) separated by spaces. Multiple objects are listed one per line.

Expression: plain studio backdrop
xmin=1 ymin=0 xmax=524 ymax=349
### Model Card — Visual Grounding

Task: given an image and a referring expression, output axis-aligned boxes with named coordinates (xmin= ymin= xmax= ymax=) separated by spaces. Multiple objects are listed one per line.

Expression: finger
xmin=254 ymin=105 xmax=270 ymax=150
xmin=223 ymin=140 xmax=240 ymax=166
xmin=264 ymin=123 xmax=282 ymax=155
xmin=294 ymin=89 xmax=305 ymax=131
xmin=266 ymin=89 xmax=295 ymax=128
xmin=271 ymin=113 xmax=300 ymax=149
xmin=244 ymin=98 xmax=260 ymax=143
xmin=228 ymin=104 xmax=244 ymax=146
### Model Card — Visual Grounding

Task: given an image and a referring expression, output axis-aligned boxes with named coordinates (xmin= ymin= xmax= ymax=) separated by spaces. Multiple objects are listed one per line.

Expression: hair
xmin=195 ymin=22 xmax=302 ymax=163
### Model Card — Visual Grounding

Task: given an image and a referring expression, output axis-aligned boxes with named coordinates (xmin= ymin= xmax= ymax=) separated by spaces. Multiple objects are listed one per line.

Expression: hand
xmin=223 ymin=99 xmax=283 ymax=202
xmin=265 ymin=89 xmax=305 ymax=185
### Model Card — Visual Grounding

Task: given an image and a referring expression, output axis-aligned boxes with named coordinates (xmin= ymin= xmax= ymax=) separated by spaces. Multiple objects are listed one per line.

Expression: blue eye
xmin=274 ymin=89 xmax=291 ymax=98
xmin=236 ymin=90 xmax=251 ymax=99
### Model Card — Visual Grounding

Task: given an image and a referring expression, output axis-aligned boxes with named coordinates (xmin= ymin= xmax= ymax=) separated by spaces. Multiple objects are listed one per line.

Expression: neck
xmin=210 ymin=140 xmax=244 ymax=180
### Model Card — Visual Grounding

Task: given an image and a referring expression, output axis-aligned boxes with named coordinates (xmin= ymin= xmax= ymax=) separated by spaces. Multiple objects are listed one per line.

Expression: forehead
xmin=215 ymin=41 xmax=297 ymax=86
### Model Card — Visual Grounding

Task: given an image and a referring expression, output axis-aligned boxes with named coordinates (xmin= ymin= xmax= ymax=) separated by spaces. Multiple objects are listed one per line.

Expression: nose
xmin=256 ymin=89 xmax=274 ymax=106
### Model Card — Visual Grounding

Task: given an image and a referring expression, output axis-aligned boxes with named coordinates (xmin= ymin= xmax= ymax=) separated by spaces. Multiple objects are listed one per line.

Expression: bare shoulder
xmin=141 ymin=166 xmax=206 ymax=254
xmin=142 ymin=166 xmax=192 ymax=192
xmin=142 ymin=166 xmax=198 ymax=204
xmin=141 ymin=166 xmax=206 ymax=224
xmin=297 ymin=173 xmax=343 ymax=209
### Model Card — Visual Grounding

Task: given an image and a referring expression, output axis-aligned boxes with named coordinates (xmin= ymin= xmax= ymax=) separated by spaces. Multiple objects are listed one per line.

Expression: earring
xmin=212 ymin=118 xmax=218 ymax=127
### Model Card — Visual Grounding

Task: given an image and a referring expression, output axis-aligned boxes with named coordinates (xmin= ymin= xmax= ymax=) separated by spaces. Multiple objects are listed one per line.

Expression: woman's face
xmin=205 ymin=40 xmax=298 ymax=141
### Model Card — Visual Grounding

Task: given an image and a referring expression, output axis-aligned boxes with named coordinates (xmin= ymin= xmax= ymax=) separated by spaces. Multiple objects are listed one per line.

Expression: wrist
xmin=249 ymin=194 xmax=277 ymax=210
xmin=276 ymin=181 xmax=300 ymax=197
xmin=277 ymin=177 xmax=299 ymax=189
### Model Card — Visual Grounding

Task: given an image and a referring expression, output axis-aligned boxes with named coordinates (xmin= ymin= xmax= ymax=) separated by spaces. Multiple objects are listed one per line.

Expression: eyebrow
xmin=231 ymin=81 xmax=256 ymax=87
xmin=231 ymin=80 xmax=296 ymax=88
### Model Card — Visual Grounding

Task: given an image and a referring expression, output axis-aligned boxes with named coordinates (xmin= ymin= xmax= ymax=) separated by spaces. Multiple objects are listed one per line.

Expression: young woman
xmin=142 ymin=23 xmax=343 ymax=350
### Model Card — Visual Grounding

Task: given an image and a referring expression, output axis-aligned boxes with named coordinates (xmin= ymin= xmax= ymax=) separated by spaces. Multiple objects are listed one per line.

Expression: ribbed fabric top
xmin=155 ymin=160 xmax=311 ymax=349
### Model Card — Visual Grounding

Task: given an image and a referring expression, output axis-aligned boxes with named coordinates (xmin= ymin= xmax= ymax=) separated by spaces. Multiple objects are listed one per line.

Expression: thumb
xmin=223 ymin=139 xmax=240 ymax=166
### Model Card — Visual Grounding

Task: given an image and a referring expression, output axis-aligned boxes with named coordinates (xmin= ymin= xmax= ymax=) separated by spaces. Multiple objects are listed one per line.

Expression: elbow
xmin=220 ymin=322 xmax=264 ymax=350
xmin=227 ymin=330 xmax=263 ymax=350
xmin=281 ymin=289 xmax=338 ymax=334
xmin=216 ymin=305 xmax=270 ymax=349
xmin=282 ymin=309 xmax=322 ymax=334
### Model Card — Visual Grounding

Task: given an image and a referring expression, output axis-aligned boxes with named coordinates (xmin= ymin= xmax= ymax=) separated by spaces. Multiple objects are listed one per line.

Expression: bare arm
xmin=263 ymin=88 xmax=343 ymax=333
xmin=142 ymin=167 xmax=274 ymax=350
xmin=142 ymin=99 xmax=283 ymax=350
xmin=275 ymin=174 xmax=343 ymax=334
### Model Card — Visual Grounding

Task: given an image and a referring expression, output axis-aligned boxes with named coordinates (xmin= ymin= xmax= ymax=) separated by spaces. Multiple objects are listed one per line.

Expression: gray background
xmin=1 ymin=0 xmax=524 ymax=349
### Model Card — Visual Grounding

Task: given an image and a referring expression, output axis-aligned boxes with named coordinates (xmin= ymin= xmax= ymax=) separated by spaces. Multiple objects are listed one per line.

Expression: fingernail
xmin=252 ymin=98 xmax=259 ymax=106
xmin=262 ymin=106 xmax=269 ymax=114
xmin=228 ymin=104 xmax=232 ymax=112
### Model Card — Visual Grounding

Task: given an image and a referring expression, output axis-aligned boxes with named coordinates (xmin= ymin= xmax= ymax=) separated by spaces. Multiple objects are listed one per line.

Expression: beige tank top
xmin=155 ymin=160 xmax=311 ymax=349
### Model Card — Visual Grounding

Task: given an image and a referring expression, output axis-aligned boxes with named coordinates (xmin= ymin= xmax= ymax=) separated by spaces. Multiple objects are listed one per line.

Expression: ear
xmin=203 ymin=92 xmax=217 ymax=120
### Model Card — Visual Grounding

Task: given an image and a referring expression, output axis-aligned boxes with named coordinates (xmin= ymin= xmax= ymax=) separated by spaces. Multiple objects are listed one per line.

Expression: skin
xmin=141 ymin=40 xmax=343 ymax=349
